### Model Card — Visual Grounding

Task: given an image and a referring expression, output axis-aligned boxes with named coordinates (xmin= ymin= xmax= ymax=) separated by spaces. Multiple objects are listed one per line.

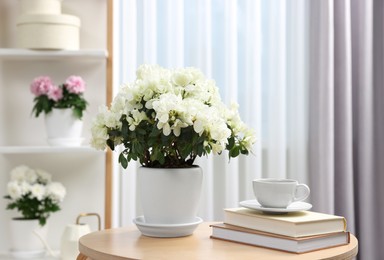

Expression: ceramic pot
xmin=44 ymin=108 xmax=83 ymax=146
xmin=137 ymin=166 xmax=203 ymax=225
xmin=9 ymin=218 xmax=48 ymax=257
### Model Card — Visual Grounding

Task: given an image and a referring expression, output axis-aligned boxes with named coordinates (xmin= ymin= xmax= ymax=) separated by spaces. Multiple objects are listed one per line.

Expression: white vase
xmin=44 ymin=108 xmax=83 ymax=146
xmin=9 ymin=218 xmax=48 ymax=258
xmin=137 ymin=166 xmax=203 ymax=225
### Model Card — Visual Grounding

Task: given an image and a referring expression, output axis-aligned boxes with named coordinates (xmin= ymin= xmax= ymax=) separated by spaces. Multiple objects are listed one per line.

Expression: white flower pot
xmin=9 ymin=218 xmax=48 ymax=258
xmin=44 ymin=108 xmax=83 ymax=146
xmin=137 ymin=166 xmax=203 ymax=225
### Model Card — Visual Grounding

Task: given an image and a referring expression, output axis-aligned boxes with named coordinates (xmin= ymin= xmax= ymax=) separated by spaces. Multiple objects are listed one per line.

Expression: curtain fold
xmin=351 ymin=0 xmax=377 ymax=259
xmin=286 ymin=0 xmax=308 ymax=184
xmin=333 ymin=0 xmax=355 ymax=235
xmin=372 ymin=1 xmax=384 ymax=257
xmin=308 ymin=0 xmax=335 ymax=214
xmin=263 ymin=0 xmax=287 ymax=179
xmin=239 ymin=0 xmax=262 ymax=202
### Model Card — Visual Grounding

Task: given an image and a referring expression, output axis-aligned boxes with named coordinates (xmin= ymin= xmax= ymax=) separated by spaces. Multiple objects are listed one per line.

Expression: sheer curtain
xmin=114 ymin=0 xmax=308 ymax=225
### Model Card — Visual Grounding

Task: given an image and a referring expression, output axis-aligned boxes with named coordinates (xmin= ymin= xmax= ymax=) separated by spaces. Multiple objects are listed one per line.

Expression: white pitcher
xmin=60 ymin=213 xmax=101 ymax=260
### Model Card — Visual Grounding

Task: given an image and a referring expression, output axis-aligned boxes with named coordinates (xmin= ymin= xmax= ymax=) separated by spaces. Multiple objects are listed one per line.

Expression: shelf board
xmin=0 ymin=146 xmax=104 ymax=154
xmin=0 ymin=48 xmax=108 ymax=60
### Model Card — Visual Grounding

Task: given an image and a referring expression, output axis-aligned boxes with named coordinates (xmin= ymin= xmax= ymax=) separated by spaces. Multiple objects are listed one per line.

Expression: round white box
xmin=19 ymin=0 xmax=62 ymax=14
xmin=16 ymin=14 xmax=81 ymax=50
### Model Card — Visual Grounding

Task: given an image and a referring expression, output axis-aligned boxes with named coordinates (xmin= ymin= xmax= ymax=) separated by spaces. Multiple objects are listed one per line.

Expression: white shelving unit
xmin=0 ymin=0 xmax=113 ymax=254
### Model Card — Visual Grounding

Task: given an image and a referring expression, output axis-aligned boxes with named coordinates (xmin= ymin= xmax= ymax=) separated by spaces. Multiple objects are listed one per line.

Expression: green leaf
xmin=39 ymin=217 xmax=46 ymax=226
xmin=135 ymin=142 xmax=144 ymax=154
xmin=136 ymin=127 xmax=147 ymax=135
xmin=108 ymin=129 xmax=121 ymax=138
xmin=158 ymin=152 xmax=165 ymax=165
xmin=148 ymin=137 xmax=157 ymax=146
xmin=241 ymin=149 xmax=249 ymax=155
xmin=119 ymin=153 xmax=128 ymax=169
xmin=227 ymin=136 xmax=235 ymax=150
xmin=73 ymin=108 xmax=82 ymax=119
xmin=149 ymin=127 xmax=160 ymax=137
xmin=106 ymin=139 xmax=115 ymax=150
xmin=122 ymin=119 xmax=129 ymax=139
xmin=180 ymin=144 xmax=192 ymax=159
xmin=230 ymin=146 xmax=240 ymax=158
xmin=196 ymin=143 xmax=205 ymax=157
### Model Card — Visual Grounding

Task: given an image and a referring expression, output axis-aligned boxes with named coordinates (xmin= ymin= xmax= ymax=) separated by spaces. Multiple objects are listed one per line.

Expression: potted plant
xmin=4 ymin=165 xmax=66 ymax=256
xmin=30 ymin=75 xmax=88 ymax=146
xmin=90 ymin=64 xmax=255 ymax=236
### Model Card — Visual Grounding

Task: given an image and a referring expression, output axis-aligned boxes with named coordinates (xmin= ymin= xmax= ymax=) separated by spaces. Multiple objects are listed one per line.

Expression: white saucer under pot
xmin=133 ymin=216 xmax=203 ymax=238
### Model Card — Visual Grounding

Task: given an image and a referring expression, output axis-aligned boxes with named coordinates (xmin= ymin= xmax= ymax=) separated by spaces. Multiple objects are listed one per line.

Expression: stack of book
xmin=210 ymin=208 xmax=350 ymax=254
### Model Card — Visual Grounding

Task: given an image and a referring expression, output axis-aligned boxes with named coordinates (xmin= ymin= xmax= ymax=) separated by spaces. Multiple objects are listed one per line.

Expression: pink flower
xmin=47 ymin=85 xmax=63 ymax=101
xmin=65 ymin=76 xmax=86 ymax=94
xmin=30 ymin=76 xmax=54 ymax=96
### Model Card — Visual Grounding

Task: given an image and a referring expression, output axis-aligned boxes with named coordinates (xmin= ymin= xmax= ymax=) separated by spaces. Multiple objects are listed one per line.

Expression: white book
xmin=211 ymin=223 xmax=350 ymax=254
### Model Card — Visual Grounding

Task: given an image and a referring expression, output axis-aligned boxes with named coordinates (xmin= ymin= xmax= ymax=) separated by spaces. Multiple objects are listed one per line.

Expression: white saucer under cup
xmin=239 ymin=200 xmax=312 ymax=214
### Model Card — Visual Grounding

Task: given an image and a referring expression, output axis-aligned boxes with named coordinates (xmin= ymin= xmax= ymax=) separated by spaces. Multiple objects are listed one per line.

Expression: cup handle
xmin=293 ymin=184 xmax=310 ymax=202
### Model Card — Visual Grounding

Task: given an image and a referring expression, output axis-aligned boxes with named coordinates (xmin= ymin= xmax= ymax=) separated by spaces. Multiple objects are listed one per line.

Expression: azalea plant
xmin=30 ymin=75 xmax=88 ymax=119
xmin=91 ymin=64 xmax=256 ymax=168
xmin=4 ymin=165 xmax=66 ymax=226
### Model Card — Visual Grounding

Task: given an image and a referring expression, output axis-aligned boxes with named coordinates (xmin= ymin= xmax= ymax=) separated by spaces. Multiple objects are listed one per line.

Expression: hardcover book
xmin=210 ymin=223 xmax=350 ymax=254
xmin=223 ymin=208 xmax=347 ymax=237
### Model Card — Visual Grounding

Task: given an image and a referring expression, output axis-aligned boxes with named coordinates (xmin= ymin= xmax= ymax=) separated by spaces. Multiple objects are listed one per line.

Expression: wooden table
xmin=78 ymin=222 xmax=358 ymax=260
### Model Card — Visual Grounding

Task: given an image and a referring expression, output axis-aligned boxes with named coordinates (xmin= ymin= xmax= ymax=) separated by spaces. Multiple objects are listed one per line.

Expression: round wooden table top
xmin=78 ymin=222 xmax=358 ymax=260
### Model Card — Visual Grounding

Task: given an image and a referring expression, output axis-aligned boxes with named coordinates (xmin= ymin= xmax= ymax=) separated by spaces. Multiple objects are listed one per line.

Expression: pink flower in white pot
xmin=30 ymin=75 xmax=88 ymax=120
xmin=47 ymin=85 xmax=63 ymax=101
xmin=65 ymin=75 xmax=86 ymax=94
xmin=30 ymin=76 xmax=54 ymax=96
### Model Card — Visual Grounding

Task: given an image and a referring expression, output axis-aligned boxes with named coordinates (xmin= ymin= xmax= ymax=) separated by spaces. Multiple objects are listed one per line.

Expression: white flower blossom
xmin=7 ymin=181 xmax=22 ymax=200
xmin=47 ymin=182 xmax=66 ymax=202
xmin=127 ymin=109 xmax=147 ymax=131
xmin=5 ymin=165 xmax=66 ymax=225
xmin=242 ymin=128 xmax=257 ymax=150
xmin=19 ymin=181 xmax=32 ymax=196
xmin=97 ymin=105 xmax=122 ymax=129
xmin=24 ymin=168 xmax=38 ymax=184
xmin=10 ymin=165 xmax=29 ymax=182
xmin=89 ymin=105 xmax=122 ymax=150
xmin=172 ymin=69 xmax=193 ymax=87
xmin=35 ymin=169 xmax=52 ymax=184
xmin=136 ymin=64 xmax=169 ymax=81
xmin=152 ymin=93 xmax=193 ymax=136
xmin=30 ymin=183 xmax=46 ymax=201
xmin=90 ymin=64 xmax=257 ymax=167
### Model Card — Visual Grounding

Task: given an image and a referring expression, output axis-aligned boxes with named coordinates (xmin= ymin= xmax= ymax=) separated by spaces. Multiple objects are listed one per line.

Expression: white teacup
xmin=253 ymin=179 xmax=310 ymax=208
